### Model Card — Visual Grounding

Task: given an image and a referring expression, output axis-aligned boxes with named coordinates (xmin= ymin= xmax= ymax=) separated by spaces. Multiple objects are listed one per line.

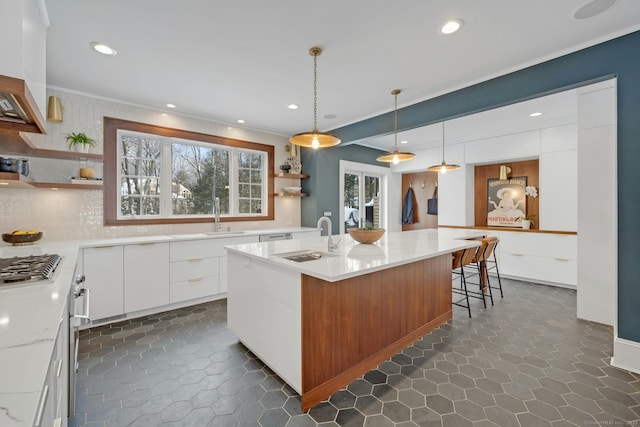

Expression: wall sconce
xmin=499 ymin=165 xmax=511 ymax=180
xmin=47 ymin=96 xmax=63 ymax=122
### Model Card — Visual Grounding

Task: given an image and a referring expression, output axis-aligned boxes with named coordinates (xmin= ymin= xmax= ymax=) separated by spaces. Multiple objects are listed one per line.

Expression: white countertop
xmin=0 ymin=226 xmax=316 ymax=426
xmin=225 ymin=228 xmax=486 ymax=282
xmin=0 ymin=241 xmax=80 ymax=427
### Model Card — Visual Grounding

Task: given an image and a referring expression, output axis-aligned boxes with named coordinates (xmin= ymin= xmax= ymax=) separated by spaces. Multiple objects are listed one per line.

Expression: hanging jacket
xmin=402 ymin=187 xmax=415 ymax=224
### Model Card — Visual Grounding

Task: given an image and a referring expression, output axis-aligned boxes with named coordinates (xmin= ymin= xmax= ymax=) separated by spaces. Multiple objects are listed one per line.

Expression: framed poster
xmin=487 ymin=177 xmax=527 ymax=227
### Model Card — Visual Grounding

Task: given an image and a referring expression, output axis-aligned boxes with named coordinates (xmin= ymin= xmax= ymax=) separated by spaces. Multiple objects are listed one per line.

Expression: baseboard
xmin=611 ymin=336 xmax=640 ymax=374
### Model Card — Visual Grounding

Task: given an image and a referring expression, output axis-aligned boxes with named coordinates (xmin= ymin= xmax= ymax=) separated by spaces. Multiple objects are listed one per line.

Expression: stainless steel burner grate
xmin=0 ymin=254 xmax=61 ymax=285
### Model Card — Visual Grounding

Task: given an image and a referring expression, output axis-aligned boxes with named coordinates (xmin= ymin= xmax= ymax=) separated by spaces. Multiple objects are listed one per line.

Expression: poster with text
xmin=487 ymin=177 xmax=527 ymax=227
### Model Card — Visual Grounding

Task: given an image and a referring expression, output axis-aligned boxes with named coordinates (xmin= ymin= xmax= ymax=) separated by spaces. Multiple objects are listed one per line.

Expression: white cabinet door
xmin=217 ymin=235 xmax=260 ymax=293
xmin=124 ymin=243 xmax=170 ymax=313
xmin=539 ymin=149 xmax=577 ymax=231
xmin=83 ymin=245 xmax=124 ymax=320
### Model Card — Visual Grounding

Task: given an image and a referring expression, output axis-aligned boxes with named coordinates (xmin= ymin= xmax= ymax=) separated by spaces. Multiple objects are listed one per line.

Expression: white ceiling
xmin=46 ymin=0 xmax=640 ymax=149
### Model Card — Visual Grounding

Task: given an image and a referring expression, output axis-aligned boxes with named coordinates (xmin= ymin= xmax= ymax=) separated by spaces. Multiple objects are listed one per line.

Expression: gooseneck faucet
xmin=214 ymin=197 xmax=221 ymax=232
xmin=317 ymin=216 xmax=340 ymax=252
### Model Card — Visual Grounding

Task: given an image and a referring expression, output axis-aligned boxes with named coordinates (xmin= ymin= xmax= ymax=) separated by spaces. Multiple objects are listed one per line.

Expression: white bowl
xmin=284 ymin=186 xmax=302 ymax=193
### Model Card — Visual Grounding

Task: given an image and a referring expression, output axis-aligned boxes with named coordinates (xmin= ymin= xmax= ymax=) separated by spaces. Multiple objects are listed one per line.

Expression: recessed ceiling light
xmin=440 ymin=19 xmax=464 ymax=35
xmin=573 ymin=0 xmax=616 ymax=20
xmin=90 ymin=42 xmax=117 ymax=56
xmin=237 ymin=119 xmax=245 ymax=124
xmin=529 ymin=112 xmax=542 ymax=117
xmin=288 ymin=104 xmax=299 ymax=110
xmin=400 ymin=140 xmax=408 ymax=144
xmin=166 ymin=103 xmax=176 ymax=109
xmin=0 ymin=182 xmax=8 ymax=186
xmin=323 ymin=113 xmax=337 ymax=120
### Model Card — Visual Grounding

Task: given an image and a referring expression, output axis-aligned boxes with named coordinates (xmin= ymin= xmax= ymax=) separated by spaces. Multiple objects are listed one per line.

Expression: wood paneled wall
xmin=474 ymin=159 xmax=539 ymax=228
xmin=401 ymin=171 xmax=438 ymax=230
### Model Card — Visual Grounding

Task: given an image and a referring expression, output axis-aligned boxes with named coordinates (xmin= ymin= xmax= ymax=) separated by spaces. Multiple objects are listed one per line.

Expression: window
xmin=104 ymin=118 xmax=274 ymax=225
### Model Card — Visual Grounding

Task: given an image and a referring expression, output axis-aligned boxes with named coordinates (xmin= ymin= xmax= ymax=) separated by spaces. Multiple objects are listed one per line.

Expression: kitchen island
xmin=225 ymin=228 xmax=485 ymax=410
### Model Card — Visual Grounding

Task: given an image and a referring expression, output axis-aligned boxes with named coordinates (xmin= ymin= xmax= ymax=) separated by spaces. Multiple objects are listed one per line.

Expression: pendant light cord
xmin=394 ymin=92 xmax=398 ymax=150
xmin=442 ymin=122 xmax=446 ymax=162
xmin=313 ymin=52 xmax=318 ymax=131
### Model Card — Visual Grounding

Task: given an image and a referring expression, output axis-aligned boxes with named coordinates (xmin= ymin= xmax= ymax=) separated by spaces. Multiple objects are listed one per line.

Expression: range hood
xmin=0 ymin=75 xmax=46 ymax=135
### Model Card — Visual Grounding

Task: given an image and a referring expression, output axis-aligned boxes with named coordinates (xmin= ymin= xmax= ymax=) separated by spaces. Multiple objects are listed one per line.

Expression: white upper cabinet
xmin=464 ymin=130 xmax=540 ymax=164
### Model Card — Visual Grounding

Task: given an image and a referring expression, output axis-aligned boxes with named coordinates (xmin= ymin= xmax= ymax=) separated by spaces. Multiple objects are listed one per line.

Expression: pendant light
xmin=427 ymin=121 xmax=460 ymax=173
xmin=376 ymin=89 xmax=415 ymax=164
xmin=290 ymin=47 xmax=341 ymax=149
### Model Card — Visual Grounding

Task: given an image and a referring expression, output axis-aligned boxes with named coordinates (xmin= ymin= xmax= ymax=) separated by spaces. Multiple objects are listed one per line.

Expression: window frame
xmin=104 ymin=117 xmax=274 ymax=226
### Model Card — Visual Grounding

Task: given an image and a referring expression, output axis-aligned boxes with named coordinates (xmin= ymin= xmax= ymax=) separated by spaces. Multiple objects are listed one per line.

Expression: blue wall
xmin=300 ymin=144 xmax=387 ymax=235
xmin=304 ymin=30 xmax=640 ymax=344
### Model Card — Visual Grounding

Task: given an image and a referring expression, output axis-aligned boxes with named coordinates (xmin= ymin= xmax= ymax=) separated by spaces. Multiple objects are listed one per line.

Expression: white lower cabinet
xmin=35 ymin=306 xmax=68 ymax=427
xmin=170 ymin=240 xmax=219 ymax=303
xmin=498 ymin=231 xmax=577 ymax=287
xmin=82 ymin=245 xmax=124 ymax=320
xmin=216 ymin=235 xmax=260 ymax=293
xmin=124 ymin=243 xmax=170 ymax=313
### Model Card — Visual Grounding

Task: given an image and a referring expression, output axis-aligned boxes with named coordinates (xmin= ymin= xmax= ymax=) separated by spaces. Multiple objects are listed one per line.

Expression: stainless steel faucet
xmin=214 ymin=197 xmax=221 ymax=231
xmin=317 ymin=216 xmax=340 ymax=252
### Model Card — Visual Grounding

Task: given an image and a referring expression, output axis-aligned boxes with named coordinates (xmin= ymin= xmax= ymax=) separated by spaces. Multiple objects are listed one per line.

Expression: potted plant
xmin=521 ymin=214 xmax=536 ymax=229
xmin=65 ymin=132 xmax=96 ymax=153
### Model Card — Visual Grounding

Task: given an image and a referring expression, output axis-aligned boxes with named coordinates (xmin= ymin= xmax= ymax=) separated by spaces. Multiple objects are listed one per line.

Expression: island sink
xmin=275 ymin=249 xmax=338 ymax=262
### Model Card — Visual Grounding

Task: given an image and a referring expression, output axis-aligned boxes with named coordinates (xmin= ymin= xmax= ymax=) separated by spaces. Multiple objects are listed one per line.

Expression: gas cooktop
xmin=0 ymin=254 xmax=61 ymax=286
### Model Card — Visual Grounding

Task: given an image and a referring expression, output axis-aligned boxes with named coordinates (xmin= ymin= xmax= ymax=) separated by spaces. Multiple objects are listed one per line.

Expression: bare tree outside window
xmin=120 ymin=136 xmax=161 ymax=216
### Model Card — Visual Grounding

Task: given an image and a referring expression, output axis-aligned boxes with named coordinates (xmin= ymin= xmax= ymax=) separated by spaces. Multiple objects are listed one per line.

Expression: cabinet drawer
xmin=170 ymin=258 xmax=218 ymax=282
xmin=500 ymin=253 xmax=577 ymax=286
xmin=170 ymin=275 xmax=219 ymax=303
xmin=170 ymin=239 xmax=215 ymax=262
xmin=499 ymin=231 xmax=576 ymax=259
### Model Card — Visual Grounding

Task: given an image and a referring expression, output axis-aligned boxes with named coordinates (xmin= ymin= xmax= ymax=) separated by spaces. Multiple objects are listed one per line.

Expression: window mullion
xmin=160 ymin=139 xmax=172 ymax=217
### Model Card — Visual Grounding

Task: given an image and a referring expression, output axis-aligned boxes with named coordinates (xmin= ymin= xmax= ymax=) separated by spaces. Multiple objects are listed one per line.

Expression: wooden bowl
xmin=2 ymin=231 xmax=43 ymax=245
xmin=348 ymin=228 xmax=385 ymax=244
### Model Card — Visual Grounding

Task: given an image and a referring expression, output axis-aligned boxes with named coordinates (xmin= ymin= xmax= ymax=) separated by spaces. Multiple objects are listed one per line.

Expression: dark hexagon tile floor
xmin=69 ymin=278 xmax=640 ymax=426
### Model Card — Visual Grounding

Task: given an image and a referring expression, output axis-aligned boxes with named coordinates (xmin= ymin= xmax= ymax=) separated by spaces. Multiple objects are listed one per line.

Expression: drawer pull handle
xmin=189 ymin=277 xmax=204 ymax=283
xmin=554 ymin=258 xmax=569 ymax=262
xmin=511 ymin=253 xmax=524 ymax=257
xmin=56 ymin=359 xmax=63 ymax=377
xmin=139 ymin=242 xmax=156 ymax=246
xmin=189 ymin=258 xmax=203 ymax=263
xmin=93 ymin=245 xmax=114 ymax=249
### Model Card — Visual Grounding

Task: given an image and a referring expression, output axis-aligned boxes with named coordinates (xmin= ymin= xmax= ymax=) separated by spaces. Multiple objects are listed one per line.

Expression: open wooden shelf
xmin=31 ymin=182 xmax=103 ymax=190
xmin=0 ymin=131 xmax=103 ymax=161
xmin=274 ymin=173 xmax=309 ymax=179
xmin=275 ymin=192 xmax=308 ymax=197
xmin=0 ymin=172 xmax=35 ymax=188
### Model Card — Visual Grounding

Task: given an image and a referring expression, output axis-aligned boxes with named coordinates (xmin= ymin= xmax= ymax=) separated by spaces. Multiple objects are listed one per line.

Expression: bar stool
xmin=452 ymin=246 xmax=488 ymax=317
xmin=476 ymin=236 xmax=503 ymax=299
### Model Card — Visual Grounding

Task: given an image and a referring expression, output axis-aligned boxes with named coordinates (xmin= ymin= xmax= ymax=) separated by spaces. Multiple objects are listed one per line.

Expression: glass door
xmin=343 ymin=171 xmax=382 ymax=233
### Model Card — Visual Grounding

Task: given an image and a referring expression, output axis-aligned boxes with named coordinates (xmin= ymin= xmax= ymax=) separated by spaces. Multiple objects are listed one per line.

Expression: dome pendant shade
xmin=289 ymin=47 xmax=341 ymax=149
xmin=427 ymin=161 xmax=461 ymax=173
xmin=290 ymin=128 xmax=341 ymax=149
xmin=376 ymin=89 xmax=415 ymax=164
xmin=427 ymin=121 xmax=460 ymax=173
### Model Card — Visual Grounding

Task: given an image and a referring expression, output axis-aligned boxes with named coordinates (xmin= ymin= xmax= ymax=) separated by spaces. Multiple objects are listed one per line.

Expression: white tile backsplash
xmin=1 ymin=89 xmax=300 ymax=241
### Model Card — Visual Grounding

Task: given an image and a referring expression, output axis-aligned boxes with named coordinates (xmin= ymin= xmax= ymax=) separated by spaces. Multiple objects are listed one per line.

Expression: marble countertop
xmin=0 ymin=241 xmax=80 ymax=427
xmin=0 ymin=226 xmax=317 ymax=426
xmin=225 ymin=228 xmax=486 ymax=282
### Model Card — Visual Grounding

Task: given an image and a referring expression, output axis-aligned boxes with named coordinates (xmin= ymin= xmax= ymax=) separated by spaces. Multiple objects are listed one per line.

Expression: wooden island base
xmin=300 ymin=254 xmax=452 ymax=410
